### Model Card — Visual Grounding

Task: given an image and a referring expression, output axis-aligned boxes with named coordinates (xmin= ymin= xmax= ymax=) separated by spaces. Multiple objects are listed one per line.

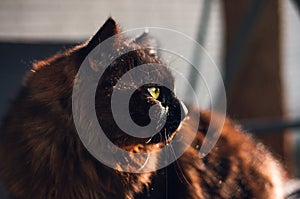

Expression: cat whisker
xmin=164 ymin=129 xmax=168 ymax=146
xmin=168 ymin=138 xmax=191 ymax=186
xmin=159 ymin=132 xmax=163 ymax=143
xmin=145 ymin=135 xmax=154 ymax=144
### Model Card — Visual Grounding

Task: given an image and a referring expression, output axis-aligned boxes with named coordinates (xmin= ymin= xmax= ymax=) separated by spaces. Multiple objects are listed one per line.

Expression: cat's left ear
xmin=85 ymin=17 xmax=120 ymax=51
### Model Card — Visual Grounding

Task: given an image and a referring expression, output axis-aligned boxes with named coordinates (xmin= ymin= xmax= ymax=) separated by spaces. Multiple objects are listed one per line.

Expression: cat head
xmin=88 ymin=18 xmax=188 ymax=148
xmin=29 ymin=18 xmax=188 ymax=151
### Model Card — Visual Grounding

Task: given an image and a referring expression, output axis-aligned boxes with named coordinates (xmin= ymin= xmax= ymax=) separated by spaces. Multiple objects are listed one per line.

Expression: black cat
xmin=0 ymin=18 xmax=286 ymax=199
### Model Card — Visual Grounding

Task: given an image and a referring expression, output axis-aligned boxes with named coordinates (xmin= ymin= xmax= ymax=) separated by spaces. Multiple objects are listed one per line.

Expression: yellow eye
xmin=147 ymin=87 xmax=160 ymax=99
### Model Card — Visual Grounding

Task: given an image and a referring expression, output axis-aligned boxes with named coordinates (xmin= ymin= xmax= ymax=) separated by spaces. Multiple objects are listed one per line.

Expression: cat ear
xmin=133 ymin=30 xmax=159 ymax=57
xmin=86 ymin=17 xmax=120 ymax=51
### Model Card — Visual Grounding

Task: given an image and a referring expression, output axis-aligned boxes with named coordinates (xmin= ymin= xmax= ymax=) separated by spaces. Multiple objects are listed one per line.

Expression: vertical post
xmin=223 ymin=0 xmax=286 ymax=162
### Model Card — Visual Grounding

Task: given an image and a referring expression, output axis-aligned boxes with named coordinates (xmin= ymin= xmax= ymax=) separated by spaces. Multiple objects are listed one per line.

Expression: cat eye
xmin=147 ymin=87 xmax=160 ymax=99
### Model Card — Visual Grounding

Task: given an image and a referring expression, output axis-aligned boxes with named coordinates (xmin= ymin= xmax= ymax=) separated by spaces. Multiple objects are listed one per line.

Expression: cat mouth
xmin=144 ymin=118 xmax=187 ymax=145
xmin=145 ymin=129 xmax=174 ymax=144
xmin=145 ymin=104 xmax=188 ymax=145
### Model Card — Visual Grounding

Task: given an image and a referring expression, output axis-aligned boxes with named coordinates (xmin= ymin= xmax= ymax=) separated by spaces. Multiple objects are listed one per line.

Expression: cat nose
xmin=180 ymin=101 xmax=188 ymax=120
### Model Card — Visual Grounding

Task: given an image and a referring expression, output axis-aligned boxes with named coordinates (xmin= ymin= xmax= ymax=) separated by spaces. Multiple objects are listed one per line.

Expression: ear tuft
xmin=86 ymin=17 xmax=119 ymax=50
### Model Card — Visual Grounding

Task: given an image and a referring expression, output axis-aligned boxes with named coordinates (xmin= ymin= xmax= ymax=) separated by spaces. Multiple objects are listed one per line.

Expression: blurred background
xmin=0 ymin=0 xmax=300 ymax=197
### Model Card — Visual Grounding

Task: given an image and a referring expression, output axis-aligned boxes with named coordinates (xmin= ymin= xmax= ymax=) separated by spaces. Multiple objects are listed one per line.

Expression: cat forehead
xmin=113 ymin=65 xmax=174 ymax=91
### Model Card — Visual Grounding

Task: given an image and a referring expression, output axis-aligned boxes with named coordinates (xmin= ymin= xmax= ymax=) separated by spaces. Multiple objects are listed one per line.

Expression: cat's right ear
xmin=85 ymin=17 xmax=119 ymax=52
xmin=133 ymin=30 xmax=159 ymax=57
